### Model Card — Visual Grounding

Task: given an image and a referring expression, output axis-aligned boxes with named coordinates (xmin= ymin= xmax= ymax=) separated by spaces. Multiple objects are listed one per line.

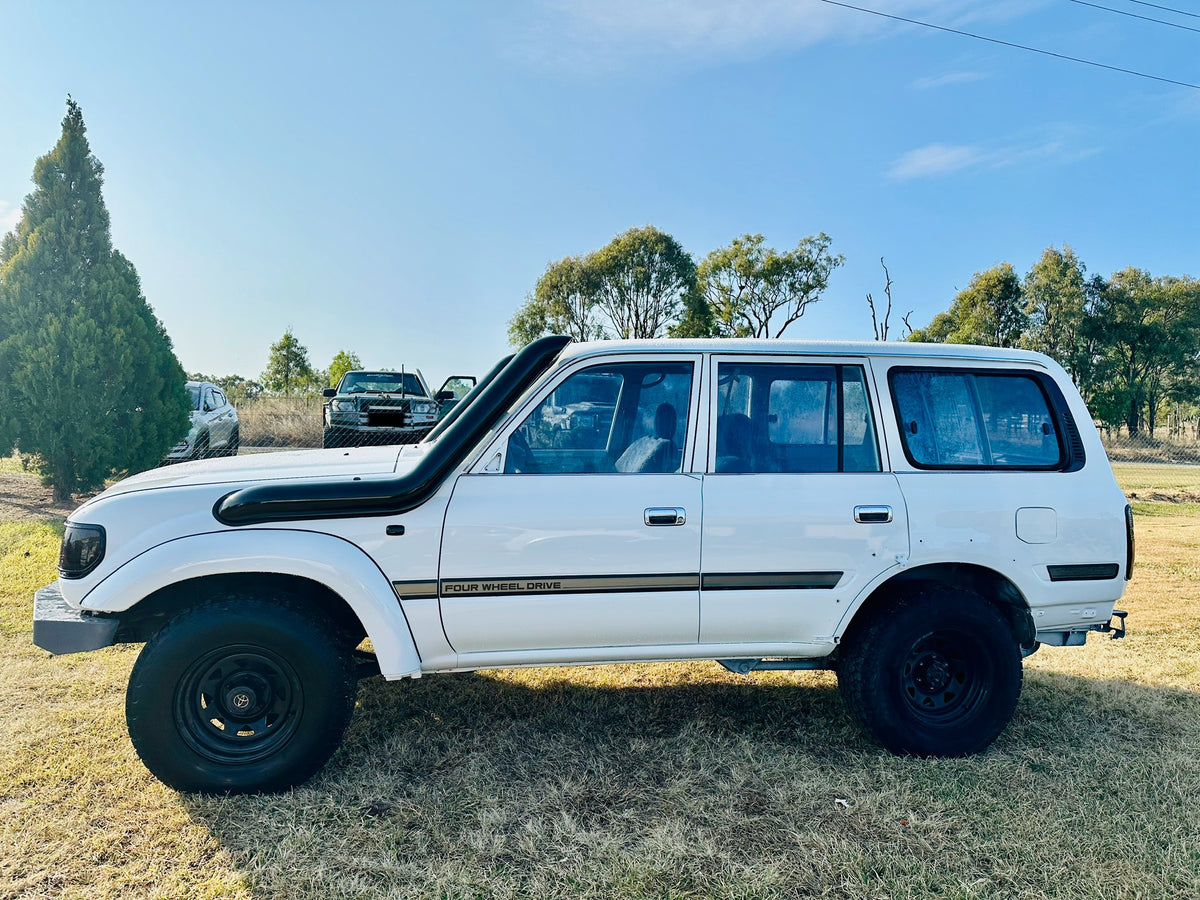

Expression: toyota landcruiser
xmin=34 ymin=336 xmax=1132 ymax=793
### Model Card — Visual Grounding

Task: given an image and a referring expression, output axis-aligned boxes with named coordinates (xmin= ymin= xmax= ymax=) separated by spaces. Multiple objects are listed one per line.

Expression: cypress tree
xmin=0 ymin=98 xmax=189 ymax=500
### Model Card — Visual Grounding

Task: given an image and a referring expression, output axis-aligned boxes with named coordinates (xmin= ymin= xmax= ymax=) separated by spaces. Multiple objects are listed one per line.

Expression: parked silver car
xmin=165 ymin=381 xmax=239 ymax=462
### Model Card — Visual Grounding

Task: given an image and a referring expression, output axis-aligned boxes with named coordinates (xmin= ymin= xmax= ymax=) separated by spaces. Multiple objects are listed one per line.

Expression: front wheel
xmin=126 ymin=597 xmax=358 ymax=793
xmin=836 ymin=586 xmax=1022 ymax=757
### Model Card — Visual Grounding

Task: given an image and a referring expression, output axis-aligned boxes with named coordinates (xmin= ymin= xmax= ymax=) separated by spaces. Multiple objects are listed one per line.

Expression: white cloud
xmin=911 ymin=71 xmax=986 ymax=90
xmin=508 ymin=0 xmax=1040 ymax=72
xmin=886 ymin=130 xmax=1097 ymax=180
xmin=886 ymin=143 xmax=982 ymax=179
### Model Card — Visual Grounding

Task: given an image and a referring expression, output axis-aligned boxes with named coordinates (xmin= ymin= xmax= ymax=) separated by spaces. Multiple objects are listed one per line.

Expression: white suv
xmin=33 ymin=337 xmax=1132 ymax=793
xmin=165 ymin=381 xmax=239 ymax=461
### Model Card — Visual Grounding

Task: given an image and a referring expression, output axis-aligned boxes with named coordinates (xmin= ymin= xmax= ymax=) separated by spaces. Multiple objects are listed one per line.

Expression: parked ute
xmin=323 ymin=370 xmax=477 ymax=448
xmin=34 ymin=337 xmax=1132 ymax=793
xmin=322 ymin=369 xmax=439 ymax=448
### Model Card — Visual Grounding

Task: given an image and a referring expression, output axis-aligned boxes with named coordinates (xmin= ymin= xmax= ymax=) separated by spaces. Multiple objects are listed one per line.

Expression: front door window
xmin=506 ymin=362 xmax=693 ymax=475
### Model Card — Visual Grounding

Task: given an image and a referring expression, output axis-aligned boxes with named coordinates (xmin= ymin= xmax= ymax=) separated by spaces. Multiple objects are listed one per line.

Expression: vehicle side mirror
xmin=323 ymin=388 xmax=336 ymax=398
xmin=435 ymin=390 xmax=455 ymax=402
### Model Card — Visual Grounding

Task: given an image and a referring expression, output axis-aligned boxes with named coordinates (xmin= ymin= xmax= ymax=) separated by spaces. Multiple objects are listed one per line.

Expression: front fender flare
xmin=80 ymin=529 xmax=421 ymax=678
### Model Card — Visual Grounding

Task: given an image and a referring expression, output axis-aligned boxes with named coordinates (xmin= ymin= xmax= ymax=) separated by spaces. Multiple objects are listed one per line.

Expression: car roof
xmin=556 ymin=338 xmax=1052 ymax=367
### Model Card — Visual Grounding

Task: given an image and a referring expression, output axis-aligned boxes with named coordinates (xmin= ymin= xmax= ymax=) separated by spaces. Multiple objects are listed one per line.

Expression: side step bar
xmin=717 ymin=658 xmax=831 ymax=675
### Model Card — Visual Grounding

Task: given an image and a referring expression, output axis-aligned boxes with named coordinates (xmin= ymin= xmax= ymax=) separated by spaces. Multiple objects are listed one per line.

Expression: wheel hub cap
xmin=912 ymin=653 xmax=952 ymax=695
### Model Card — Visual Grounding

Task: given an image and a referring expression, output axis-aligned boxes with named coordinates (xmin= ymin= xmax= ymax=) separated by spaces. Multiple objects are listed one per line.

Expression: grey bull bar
xmin=33 ymin=583 xmax=119 ymax=655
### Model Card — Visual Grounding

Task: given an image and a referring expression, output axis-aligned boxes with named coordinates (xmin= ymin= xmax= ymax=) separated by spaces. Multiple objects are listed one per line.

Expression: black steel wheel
xmin=899 ymin=630 xmax=987 ymax=725
xmin=836 ymin=586 xmax=1022 ymax=756
xmin=174 ymin=645 xmax=304 ymax=765
xmin=127 ymin=596 xmax=358 ymax=793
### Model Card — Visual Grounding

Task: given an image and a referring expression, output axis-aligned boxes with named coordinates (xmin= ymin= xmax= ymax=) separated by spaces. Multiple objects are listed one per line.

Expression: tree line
xmin=3 ymin=100 xmax=1194 ymax=503
xmin=192 ymin=331 xmax=364 ymax=403
xmin=908 ymin=247 xmax=1200 ymax=438
xmin=509 ymin=225 xmax=844 ymax=344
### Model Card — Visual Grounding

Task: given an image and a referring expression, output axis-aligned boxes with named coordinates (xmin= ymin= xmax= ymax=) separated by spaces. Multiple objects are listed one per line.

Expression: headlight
xmin=332 ymin=400 xmax=355 ymax=411
xmin=59 ymin=523 xmax=106 ymax=579
xmin=413 ymin=401 xmax=434 ymax=414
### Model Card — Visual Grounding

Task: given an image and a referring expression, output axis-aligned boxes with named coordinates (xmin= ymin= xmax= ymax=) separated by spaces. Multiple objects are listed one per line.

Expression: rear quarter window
xmin=889 ymin=367 xmax=1078 ymax=471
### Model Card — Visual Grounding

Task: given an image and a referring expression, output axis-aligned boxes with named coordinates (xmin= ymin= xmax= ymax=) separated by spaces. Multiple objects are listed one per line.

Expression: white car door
xmin=207 ymin=388 xmax=234 ymax=448
xmin=699 ymin=356 xmax=909 ymax=645
xmin=438 ymin=355 xmax=703 ymax=654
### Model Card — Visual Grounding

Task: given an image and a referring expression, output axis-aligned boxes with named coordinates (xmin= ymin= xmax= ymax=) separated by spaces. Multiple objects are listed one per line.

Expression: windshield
xmin=187 ymin=384 xmax=202 ymax=411
xmin=338 ymin=372 xmax=425 ymax=396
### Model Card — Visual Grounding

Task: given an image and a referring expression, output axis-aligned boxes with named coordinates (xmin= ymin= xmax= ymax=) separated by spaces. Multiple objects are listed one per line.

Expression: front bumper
xmin=32 ymin=583 xmax=120 ymax=655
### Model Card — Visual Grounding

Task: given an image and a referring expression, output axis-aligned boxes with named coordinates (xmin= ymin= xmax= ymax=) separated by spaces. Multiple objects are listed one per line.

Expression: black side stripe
xmin=439 ymin=574 xmax=698 ymax=597
xmin=394 ymin=571 xmax=845 ymax=599
xmin=392 ymin=580 xmax=439 ymax=601
xmin=703 ymin=572 xmax=842 ymax=590
xmin=1047 ymin=564 xmax=1120 ymax=582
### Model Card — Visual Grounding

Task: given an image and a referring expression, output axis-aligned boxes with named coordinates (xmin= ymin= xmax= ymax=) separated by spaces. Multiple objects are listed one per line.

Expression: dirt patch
xmin=1125 ymin=489 xmax=1200 ymax=504
xmin=0 ymin=472 xmax=83 ymax=523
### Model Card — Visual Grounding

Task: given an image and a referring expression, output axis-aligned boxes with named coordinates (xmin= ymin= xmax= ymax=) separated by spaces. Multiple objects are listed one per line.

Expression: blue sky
xmin=1 ymin=1 xmax=1197 ymax=387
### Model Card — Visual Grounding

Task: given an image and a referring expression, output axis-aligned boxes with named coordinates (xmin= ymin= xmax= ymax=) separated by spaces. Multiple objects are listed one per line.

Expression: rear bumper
xmin=1035 ymin=608 xmax=1127 ymax=648
xmin=32 ymin=583 xmax=120 ymax=655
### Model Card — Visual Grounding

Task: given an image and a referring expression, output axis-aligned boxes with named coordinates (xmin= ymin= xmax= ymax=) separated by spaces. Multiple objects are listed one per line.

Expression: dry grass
xmin=237 ymin=398 xmax=323 ymax=449
xmin=1101 ymin=431 xmax=1200 ymax=464
xmin=2 ymin=469 xmax=1199 ymax=899
xmin=1112 ymin=461 xmax=1200 ymax=503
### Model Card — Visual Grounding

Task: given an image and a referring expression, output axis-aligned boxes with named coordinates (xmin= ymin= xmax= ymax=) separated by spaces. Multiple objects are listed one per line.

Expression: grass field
xmin=2 ymin=468 xmax=1199 ymax=898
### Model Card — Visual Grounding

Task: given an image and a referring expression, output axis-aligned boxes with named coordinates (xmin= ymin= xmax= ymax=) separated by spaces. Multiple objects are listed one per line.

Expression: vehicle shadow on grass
xmin=180 ymin=666 xmax=1200 ymax=899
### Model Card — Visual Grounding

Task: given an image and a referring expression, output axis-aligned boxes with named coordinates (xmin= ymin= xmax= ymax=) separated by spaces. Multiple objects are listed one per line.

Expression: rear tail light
xmin=1125 ymin=504 xmax=1135 ymax=580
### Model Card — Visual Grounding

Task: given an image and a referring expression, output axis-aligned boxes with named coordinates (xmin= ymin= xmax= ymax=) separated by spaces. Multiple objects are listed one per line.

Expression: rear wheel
xmin=836 ymin=586 xmax=1022 ymax=756
xmin=126 ymin=597 xmax=358 ymax=793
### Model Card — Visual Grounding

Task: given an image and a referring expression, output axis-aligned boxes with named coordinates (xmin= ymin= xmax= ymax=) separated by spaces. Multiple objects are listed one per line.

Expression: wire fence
xmin=1099 ymin=430 xmax=1200 ymax=465
xmin=216 ymin=396 xmax=1200 ymax=467
xmin=234 ymin=397 xmax=433 ymax=453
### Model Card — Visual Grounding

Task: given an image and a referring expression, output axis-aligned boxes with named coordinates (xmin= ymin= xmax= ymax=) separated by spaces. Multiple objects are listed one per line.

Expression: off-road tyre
xmin=836 ymin=586 xmax=1022 ymax=757
xmin=126 ymin=596 xmax=358 ymax=793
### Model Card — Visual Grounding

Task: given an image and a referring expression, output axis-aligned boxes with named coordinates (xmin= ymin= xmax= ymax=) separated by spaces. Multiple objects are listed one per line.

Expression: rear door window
xmin=714 ymin=362 xmax=880 ymax=473
xmin=890 ymin=369 xmax=1066 ymax=469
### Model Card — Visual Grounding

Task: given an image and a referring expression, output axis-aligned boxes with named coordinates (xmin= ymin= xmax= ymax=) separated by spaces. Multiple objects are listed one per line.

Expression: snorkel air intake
xmin=214 ymin=335 xmax=571 ymax=525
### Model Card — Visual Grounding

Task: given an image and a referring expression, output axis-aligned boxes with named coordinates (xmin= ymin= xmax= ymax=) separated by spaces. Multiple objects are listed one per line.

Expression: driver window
xmin=505 ymin=362 xmax=693 ymax=474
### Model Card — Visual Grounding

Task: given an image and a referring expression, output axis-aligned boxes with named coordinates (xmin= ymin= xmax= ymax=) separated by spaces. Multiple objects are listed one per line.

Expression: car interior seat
xmin=715 ymin=413 xmax=754 ymax=472
xmin=615 ymin=402 xmax=679 ymax=473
